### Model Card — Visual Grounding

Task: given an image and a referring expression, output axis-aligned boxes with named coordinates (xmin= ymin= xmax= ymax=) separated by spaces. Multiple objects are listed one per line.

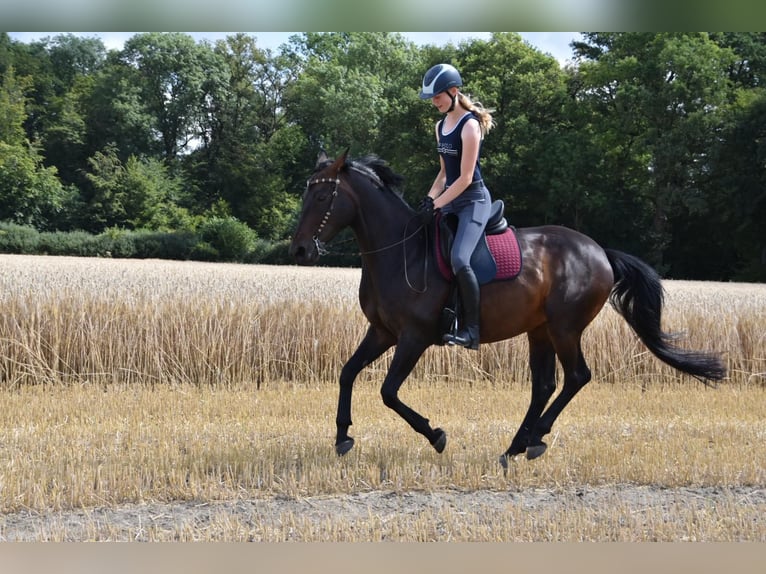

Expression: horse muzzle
xmin=289 ymin=236 xmax=321 ymax=266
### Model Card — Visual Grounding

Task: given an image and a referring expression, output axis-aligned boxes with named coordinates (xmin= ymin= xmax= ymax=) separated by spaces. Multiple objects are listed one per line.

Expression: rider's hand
xmin=416 ymin=196 xmax=435 ymax=225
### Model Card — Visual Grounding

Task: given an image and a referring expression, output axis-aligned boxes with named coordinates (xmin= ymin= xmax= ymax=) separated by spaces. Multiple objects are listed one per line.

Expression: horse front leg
xmin=379 ymin=336 xmax=446 ymax=453
xmin=336 ymin=326 xmax=394 ymax=455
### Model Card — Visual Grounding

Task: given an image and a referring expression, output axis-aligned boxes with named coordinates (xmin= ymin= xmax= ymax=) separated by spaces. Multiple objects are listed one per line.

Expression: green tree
xmin=0 ymin=65 xmax=28 ymax=146
xmin=84 ymin=145 xmax=190 ymax=231
xmin=0 ymin=142 xmax=70 ymax=229
xmin=4 ymin=35 xmax=104 ymax=170
xmin=696 ymin=32 xmax=766 ymax=280
xmin=0 ymin=33 xmax=12 ymax=75
xmin=456 ymin=33 xmax=574 ymax=227
xmin=711 ymin=32 xmax=766 ymax=90
xmin=182 ymin=33 xmax=303 ymax=239
xmin=81 ymin=53 xmax=158 ymax=164
xmin=571 ymin=33 xmax=737 ymax=272
xmin=284 ymin=33 xmax=423 ymax=157
xmin=0 ymin=66 xmax=70 ymax=229
xmin=698 ymin=87 xmax=766 ymax=281
xmin=36 ymin=34 xmax=107 ymax=188
xmin=119 ymin=33 xmax=227 ymax=162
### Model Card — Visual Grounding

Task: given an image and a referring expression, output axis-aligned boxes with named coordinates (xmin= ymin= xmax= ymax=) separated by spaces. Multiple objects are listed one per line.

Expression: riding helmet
xmin=419 ymin=63 xmax=462 ymax=99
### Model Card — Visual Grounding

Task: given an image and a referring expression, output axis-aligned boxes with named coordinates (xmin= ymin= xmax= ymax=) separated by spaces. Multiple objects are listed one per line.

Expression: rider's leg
xmin=443 ymin=265 xmax=481 ymax=349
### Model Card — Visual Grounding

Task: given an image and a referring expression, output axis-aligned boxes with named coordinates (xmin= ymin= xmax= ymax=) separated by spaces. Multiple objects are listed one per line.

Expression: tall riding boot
xmin=443 ymin=266 xmax=481 ymax=350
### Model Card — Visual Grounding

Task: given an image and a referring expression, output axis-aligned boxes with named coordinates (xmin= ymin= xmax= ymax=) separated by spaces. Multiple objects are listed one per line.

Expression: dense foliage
xmin=1 ymin=32 xmax=764 ymax=280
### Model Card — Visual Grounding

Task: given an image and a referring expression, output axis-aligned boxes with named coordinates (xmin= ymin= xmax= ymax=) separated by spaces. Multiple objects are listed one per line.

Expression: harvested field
xmin=0 ymin=254 xmax=764 ymax=541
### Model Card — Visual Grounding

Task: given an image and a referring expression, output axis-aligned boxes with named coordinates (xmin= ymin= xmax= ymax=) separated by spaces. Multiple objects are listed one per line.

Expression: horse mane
xmin=347 ymin=155 xmax=406 ymax=195
xmin=316 ymin=153 xmax=406 ymax=198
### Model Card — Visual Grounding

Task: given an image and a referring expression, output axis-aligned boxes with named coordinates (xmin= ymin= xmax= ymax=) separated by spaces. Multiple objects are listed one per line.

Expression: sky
xmin=7 ymin=32 xmax=580 ymax=65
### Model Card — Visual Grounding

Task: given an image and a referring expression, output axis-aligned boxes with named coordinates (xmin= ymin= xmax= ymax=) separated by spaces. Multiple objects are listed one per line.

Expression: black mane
xmin=348 ymin=155 xmax=405 ymax=194
xmin=316 ymin=154 xmax=406 ymax=197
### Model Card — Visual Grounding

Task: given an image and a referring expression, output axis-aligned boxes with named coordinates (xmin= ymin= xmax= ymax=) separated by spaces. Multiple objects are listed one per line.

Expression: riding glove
xmin=416 ymin=196 xmax=435 ymax=225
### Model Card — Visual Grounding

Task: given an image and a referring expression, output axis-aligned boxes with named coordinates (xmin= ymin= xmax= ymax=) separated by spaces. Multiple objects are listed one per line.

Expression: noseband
xmin=305 ymin=176 xmax=340 ymax=255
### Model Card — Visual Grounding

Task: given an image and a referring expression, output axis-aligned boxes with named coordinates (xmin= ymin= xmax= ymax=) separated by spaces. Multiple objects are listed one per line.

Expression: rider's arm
xmin=427 ymin=122 xmax=447 ymax=201
xmin=433 ymin=118 xmax=481 ymax=210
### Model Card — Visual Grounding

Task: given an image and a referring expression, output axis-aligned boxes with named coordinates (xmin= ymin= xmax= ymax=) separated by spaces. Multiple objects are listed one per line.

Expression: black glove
xmin=416 ymin=196 xmax=435 ymax=226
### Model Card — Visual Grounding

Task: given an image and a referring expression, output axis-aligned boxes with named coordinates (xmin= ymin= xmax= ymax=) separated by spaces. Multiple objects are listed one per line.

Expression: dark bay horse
xmin=289 ymin=150 xmax=727 ymax=465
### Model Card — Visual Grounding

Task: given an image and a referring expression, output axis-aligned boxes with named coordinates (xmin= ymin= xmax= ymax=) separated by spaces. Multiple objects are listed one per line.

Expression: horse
xmin=289 ymin=150 xmax=727 ymax=466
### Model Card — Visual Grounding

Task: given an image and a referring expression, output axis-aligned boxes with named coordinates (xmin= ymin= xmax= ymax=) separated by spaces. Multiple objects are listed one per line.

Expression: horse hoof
xmin=525 ymin=443 xmax=547 ymax=460
xmin=335 ymin=438 xmax=355 ymax=456
xmin=431 ymin=428 xmax=447 ymax=453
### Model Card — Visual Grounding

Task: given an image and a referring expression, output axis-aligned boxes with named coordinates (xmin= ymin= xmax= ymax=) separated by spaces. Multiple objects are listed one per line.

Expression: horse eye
xmin=313 ymin=186 xmax=334 ymax=202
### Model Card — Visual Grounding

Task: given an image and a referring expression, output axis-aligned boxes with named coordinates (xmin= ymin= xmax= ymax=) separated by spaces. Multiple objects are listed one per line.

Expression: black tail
xmin=604 ymin=249 xmax=727 ymax=383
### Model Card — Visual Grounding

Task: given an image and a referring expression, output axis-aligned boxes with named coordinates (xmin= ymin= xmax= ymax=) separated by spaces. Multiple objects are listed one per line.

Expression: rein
xmin=305 ymin=174 xmax=430 ymax=292
xmin=358 ymin=222 xmax=425 ymax=255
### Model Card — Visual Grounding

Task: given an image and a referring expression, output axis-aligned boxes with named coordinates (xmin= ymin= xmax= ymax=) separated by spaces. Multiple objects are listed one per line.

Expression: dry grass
xmin=0 ymin=256 xmax=363 ymax=388
xmin=0 ymin=254 xmax=764 ymax=540
xmin=1 ymin=382 xmax=764 ymax=507
xmin=0 ymin=382 xmax=764 ymax=540
xmin=1 ymin=255 xmax=762 ymax=389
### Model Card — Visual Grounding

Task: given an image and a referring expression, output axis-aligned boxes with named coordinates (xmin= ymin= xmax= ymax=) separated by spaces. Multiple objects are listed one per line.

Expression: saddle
xmin=435 ymin=200 xmax=522 ymax=285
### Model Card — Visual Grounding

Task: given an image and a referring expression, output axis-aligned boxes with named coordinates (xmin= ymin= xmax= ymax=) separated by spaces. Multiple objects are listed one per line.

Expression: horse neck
xmin=348 ymin=182 xmax=416 ymax=256
xmin=344 ymin=177 xmax=450 ymax=314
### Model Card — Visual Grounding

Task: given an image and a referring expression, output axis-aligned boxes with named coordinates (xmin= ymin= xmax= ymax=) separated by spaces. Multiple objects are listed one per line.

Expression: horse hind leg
xmin=501 ymin=327 xmax=557 ymax=467
xmin=527 ymin=334 xmax=592 ymax=459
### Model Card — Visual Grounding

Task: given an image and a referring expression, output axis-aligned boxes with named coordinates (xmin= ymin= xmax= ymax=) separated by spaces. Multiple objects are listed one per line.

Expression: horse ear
xmin=329 ymin=147 xmax=349 ymax=173
xmin=316 ymin=149 xmax=329 ymax=167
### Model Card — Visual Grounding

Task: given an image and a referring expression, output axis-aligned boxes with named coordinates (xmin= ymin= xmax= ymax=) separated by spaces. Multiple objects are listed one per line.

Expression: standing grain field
xmin=0 ymin=254 xmax=764 ymax=541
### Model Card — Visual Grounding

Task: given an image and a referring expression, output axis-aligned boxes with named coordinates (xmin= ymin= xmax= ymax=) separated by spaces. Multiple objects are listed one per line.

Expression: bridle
xmin=303 ymin=171 xmax=430 ymax=292
xmin=305 ymin=176 xmax=340 ymax=256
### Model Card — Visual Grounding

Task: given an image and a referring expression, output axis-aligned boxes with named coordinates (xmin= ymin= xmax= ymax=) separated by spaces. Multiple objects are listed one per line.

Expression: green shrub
xmin=190 ymin=241 xmax=219 ymax=262
xmin=0 ymin=221 xmax=40 ymax=253
xmin=0 ymin=221 xmax=334 ymax=267
xmin=37 ymin=230 xmax=99 ymax=257
xmin=197 ymin=217 xmax=257 ymax=262
xmin=259 ymin=239 xmax=293 ymax=265
xmin=98 ymin=228 xmax=137 ymax=258
xmin=129 ymin=229 xmax=197 ymax=260
xmin=245 ymin=238 xmax=273 ymax=263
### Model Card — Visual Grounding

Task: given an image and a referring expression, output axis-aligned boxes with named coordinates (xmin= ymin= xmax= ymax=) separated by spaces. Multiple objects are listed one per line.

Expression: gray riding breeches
xmin=441 ymin=182 xmax=492 ymax=273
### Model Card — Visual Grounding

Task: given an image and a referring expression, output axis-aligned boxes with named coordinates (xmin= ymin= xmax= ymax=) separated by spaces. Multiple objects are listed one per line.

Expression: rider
xmin=416 ymin=63 xmax=495 ymax=350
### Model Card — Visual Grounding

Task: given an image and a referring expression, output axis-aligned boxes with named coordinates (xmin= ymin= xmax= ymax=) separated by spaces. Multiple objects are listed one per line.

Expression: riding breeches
xmin=441 ymin=183 xmax=492 ymax=273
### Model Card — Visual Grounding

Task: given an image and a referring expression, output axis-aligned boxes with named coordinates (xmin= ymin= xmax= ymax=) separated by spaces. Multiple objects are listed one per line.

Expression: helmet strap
xmin=446 ymin=91 xmax=457 ymax=113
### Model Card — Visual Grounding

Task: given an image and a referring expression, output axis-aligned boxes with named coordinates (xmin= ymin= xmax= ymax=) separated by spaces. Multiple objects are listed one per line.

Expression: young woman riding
xmin=416 ymin=63 xmax=495 ymax=350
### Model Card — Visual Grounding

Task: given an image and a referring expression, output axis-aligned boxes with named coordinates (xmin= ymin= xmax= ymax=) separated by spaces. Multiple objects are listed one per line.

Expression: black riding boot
xmin=443 ymin=266 xmax=480 ymax=350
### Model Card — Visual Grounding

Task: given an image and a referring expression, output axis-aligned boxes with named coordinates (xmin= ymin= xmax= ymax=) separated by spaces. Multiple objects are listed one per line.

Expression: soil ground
xmin=2 ymin=485 xmax=764 ymax=541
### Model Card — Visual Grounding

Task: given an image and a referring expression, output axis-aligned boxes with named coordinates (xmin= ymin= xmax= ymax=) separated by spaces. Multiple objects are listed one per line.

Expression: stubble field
xmin=0 ymin=254 xmax=764 ymax=541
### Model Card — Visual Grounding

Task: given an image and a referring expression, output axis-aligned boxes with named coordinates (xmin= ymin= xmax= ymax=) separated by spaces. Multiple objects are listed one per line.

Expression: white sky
xmin=8 ymin=32 xmax=579 ymax=65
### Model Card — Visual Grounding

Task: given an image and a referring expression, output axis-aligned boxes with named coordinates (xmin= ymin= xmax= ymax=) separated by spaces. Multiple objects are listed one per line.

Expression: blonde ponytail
xmin=457 ymin=92 xmax=495 ymax=136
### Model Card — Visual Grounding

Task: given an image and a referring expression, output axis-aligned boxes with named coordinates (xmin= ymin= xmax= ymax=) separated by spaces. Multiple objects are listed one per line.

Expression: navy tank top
xmin=437 ymin=112 xmax=483 ymax=187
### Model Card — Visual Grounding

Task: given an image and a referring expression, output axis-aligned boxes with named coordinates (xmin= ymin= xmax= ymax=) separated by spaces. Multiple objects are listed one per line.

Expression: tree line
xmin=1 ymin=32 xmax=764 ymax=280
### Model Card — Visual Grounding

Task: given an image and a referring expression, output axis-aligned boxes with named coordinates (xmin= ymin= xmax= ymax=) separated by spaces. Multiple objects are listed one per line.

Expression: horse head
xmin=290 ymin=149 xmax=353 ymax=265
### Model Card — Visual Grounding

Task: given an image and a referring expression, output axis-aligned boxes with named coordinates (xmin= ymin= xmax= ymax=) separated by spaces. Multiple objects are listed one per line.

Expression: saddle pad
xmin=487 ymin=228 xmax=522 ymax=280
xmin=436 ymin=227 xmax=522 ymax=283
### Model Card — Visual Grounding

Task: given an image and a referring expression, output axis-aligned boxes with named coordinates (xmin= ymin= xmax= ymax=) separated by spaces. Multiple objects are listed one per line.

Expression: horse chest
xmin=360 ymin=290 xmax=408 ymax=332
xmin=362 ymin=297 xmax=394 ymax=324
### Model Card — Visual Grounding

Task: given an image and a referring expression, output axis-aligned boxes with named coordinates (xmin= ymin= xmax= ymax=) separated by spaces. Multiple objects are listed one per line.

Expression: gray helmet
xmin=419 ymin=63 xmax=462 ymax=99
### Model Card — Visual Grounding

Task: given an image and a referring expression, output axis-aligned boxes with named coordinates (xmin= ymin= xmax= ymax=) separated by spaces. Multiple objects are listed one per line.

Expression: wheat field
xmin=0 ymin=254 xmax=764 ymax=541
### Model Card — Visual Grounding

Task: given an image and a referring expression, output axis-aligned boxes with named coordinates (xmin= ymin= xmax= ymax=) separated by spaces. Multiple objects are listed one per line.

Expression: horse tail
xmin=604 ymin=249 xmax=727 ymax=383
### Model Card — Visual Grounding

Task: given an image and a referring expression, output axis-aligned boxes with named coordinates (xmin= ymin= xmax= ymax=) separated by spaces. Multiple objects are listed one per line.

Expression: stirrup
xmin=442 ymin=328 xmax=479 ymax=350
